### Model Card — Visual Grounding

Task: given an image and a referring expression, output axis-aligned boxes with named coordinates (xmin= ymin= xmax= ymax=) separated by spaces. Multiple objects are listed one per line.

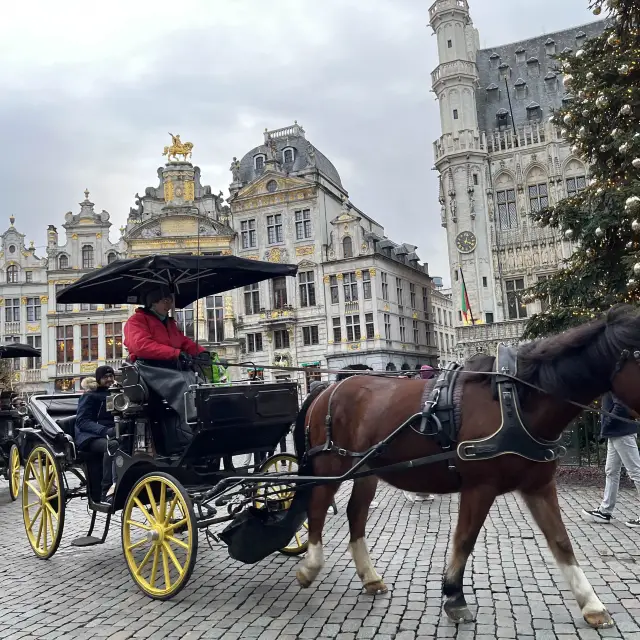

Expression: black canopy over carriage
xmin=0 ymin=343 xmax=40 ymax=501
xmin=19 ymin=255 xmax=310 ymax=599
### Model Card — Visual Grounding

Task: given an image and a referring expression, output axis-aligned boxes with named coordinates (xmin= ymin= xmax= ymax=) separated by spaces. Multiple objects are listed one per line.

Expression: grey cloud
xmin=1 ymin=0 xmax=595 ymax=278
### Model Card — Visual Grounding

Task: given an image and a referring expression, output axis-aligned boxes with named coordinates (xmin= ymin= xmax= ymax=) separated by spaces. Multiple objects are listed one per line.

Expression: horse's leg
xmin=346 ymin=477 xmax=386 ymax=595
xmin=443 ymin=484 xmax=496 ymax=623
xmin=521 ymin=482 xmax=614 ymax=629
xmin=296 ymin=483 xmax=338 ymax=588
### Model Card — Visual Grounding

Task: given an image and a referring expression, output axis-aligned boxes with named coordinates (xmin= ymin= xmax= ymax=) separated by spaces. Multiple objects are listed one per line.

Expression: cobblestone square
xmin=1 ymin=480 xmax=639 ymax=639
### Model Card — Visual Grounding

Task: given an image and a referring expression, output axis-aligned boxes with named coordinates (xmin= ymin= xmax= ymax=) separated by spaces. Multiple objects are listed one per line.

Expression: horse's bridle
xmin=611 ymin=349 xmax=640 ymax=384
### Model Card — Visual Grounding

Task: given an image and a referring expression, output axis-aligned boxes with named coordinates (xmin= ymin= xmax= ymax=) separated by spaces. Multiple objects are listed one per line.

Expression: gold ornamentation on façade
xmin=162 ymin=133 xmax=194 ymax=163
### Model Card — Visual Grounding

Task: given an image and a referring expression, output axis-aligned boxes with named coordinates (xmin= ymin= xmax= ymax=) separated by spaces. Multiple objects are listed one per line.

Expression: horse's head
xmin=604 ymin=305 xmax=640 ymax=415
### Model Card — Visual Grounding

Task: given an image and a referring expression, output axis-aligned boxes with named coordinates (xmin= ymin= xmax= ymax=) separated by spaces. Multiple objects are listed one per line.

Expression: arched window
xmin=107 ymin=252 xmax=117 ymax=264
xmin=254 ymin=155 xmax=265 ymax=172
xmin=342 ymin=236 xmax=353 ymax=259
xmin=58 ymin=254 xmax=69 ymax=270
xmin=494 ymin=172 xmax=518 ymax=229
xmin=385 ymin=362 xmax=397 ymax=372
xmin=401 ymin=363 xmax=410 ymax=371
xmin=283 ymin=147 xmax=295 ymax=164
xmin=526 ymin=166 xmax=549 ymax=213
xmin=6 ymin=265 xmax=18 ymax=283
xmin=82 ymin=245 xmax=94 ymax=269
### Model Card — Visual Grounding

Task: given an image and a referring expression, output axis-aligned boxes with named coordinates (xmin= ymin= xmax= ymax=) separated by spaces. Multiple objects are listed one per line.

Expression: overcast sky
xmin=1 ymin=0 xmax=595 ymax=284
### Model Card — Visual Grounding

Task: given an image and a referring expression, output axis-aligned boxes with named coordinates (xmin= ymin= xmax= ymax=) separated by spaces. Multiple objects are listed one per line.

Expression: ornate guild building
xmin=429 ymin=0 xmax=604 ymax=357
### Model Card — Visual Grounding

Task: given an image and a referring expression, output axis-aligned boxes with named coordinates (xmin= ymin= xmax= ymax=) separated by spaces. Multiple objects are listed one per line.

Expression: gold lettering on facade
xmin=160 ymin=217 xmax=197 ymax=237
xmin=27 ymin=324 xmax=40 ymax=333
xmin=184 ymin=180 xmax=195 ymax=201
xmin=295 ymin=245 xmax=314 ymax=257
xmin=164 ymin=181 xmax=174 ymax=202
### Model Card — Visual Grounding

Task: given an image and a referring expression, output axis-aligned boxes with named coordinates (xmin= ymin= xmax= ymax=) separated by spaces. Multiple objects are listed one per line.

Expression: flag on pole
xmin=461 ymin=273 xmax=472 ymax=325
xmin=458 ymin=266 xmax=479 ymax=325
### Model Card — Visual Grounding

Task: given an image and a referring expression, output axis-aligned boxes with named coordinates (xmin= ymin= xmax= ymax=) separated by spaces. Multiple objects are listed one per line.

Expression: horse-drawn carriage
xmin=16 ymin=253 xmax=637 ymax=631
xmin=0 ymin=343 xmax=41 ymax=501
xmin=19 ymin=255 xmax=309 ymax=599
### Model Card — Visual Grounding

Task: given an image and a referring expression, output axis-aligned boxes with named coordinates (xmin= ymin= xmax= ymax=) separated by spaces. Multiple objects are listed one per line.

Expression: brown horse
xmin=292 ymin=304 xmax=640 ymax=630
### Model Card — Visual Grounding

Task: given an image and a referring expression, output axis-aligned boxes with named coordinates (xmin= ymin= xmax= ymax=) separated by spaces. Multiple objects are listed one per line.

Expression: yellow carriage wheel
xmin=122 ymin=472 xmax=197 ymax=600
xmin=255 ymin=453 xmax=309 ymax=556
xmin=22 ymin=445 xmax=64 ymax=559
xmin=9 ymin=443 xmax=21 ymax=501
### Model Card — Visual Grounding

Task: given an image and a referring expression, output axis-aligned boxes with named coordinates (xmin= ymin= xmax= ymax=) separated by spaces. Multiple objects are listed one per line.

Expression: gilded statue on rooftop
xmin=163 ymin=133 xmax=194 ymax=162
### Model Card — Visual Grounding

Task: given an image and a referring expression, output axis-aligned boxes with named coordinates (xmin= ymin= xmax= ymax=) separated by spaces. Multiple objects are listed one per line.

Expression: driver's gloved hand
xmin=178 ymin=351 xmax=192 ymax=365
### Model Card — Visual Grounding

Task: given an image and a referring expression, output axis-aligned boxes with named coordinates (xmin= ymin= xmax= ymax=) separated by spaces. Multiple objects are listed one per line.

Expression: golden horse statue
xmin=163 ymin=133 xmax=194 ymax=162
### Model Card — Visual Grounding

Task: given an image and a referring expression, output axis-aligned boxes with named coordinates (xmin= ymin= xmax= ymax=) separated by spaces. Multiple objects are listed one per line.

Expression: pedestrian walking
xmin=582 ymin=392 xmax=640 ymax=528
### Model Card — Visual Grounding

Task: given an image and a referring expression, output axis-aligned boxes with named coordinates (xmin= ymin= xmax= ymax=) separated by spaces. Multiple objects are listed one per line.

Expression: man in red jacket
xmin=124 ymin=286 xmax=208 ymax=454
xmin=124 ymin=286 xmax=205 ymax=363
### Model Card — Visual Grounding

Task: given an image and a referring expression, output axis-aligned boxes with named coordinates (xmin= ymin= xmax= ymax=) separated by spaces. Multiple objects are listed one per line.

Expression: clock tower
xmin=429 ymin=0 xmax=497 ymax=327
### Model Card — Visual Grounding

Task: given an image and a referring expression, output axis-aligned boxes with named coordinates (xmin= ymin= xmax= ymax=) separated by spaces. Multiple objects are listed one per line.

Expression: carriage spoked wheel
xmin=8 ymin=443 xmax=21 ymax=501
xmin=22 ymin=445 xmax=64 ymax=559
xmin=254 ymin=453 xmax=309 ymax=556
xmin=122 ymin=472 xmax=197 ymax=600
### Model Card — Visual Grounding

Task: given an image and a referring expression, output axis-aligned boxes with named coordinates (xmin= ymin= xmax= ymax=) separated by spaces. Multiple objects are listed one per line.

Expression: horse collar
xmin=457 ymin=344 xmax=566 ymax=463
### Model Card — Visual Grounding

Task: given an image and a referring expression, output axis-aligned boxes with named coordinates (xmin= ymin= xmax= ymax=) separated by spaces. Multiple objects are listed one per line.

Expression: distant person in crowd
xmin=582 ymin=392 xmax=640 ymax=528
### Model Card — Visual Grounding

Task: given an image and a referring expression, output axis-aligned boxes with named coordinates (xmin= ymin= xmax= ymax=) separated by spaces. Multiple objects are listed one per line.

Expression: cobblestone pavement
xmin=1 ymin=479 xmax=640 ymax=640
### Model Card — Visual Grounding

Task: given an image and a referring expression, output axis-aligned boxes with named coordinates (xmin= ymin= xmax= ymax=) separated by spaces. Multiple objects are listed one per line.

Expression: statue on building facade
xmin=230 ymin=157 xmax=241 ymax=182
xmin=163 ymin=133 xmax=194 ymax=162
xmin=129 ymin=193 xmax=144 ymax=219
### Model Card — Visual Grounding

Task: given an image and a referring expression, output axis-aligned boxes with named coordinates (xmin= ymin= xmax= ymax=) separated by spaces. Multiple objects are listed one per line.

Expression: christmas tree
xmin=523 ymin=0 xmax=640 ymax=338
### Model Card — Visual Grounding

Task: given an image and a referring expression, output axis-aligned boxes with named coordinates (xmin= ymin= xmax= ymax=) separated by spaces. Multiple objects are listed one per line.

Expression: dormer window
xmin=544 ymin=72 xmax=558 ymax=92
xmin=514 ymin=78 xmax=527 ymax=100
xmin=342 ymin=236 xmax=353 ymax=259
xmin=515 ymin=47 xmax=526 ymax=64
xmin=447 ymin=39 xmax=452 ymax=48
xmin=496 ymin=109 xmax=510 ymax=130
xmin=254 ymin=154 xmax=265 ymax=172
xmin=575 ymin=31 xmax=586 ymax=47
xmin=544 ymin=38 xmax=556 ymax=55
xmin=486 ymin=83 xmax=500 ymax=103
xmin=562 ymin=93 xmax=575 ymax=105
xmin=489 ymin=52 xmax=500 ymax=70
xmin=526 ymin=57 xmax=540 ymax=78
xmin=107 ymin=252 xmax=117 ymax=264
xmin=6 ymin=265 xmax=18 ymax=284
xmin=58 ymin=254 xmax=69 ymax=270
xmin=561 ymin=47 xmax=573 ymax=55
xmin=526 ymin=102 xmax=542 ymax=122
xmin=282 ymin=147 xmax=295 ymax=164
xmin=498 ymin=63 xmax=510 ymax=80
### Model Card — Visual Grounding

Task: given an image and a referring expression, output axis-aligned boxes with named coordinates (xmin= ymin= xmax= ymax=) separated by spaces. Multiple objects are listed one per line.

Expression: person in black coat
xmin=76 ymin=365 xmax=116 ymax=504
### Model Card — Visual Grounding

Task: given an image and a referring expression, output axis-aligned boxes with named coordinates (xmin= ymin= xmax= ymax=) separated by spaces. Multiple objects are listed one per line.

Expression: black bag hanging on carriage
xmin=219 ymin=490 xmax=308 ymax=564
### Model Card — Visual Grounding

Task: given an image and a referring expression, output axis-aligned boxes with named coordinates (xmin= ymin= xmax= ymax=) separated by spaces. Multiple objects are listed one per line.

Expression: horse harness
xmin=304 ymin=344 xmax=567 ymax=469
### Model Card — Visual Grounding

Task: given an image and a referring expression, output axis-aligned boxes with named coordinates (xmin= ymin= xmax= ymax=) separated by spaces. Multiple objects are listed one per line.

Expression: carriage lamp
xmin=135 ymin=420 xmax=147 ymax=453
xmin=6 ymin=421 xmax=13 ymax=437
xmin=111 ymin=393 xmax=130 ymax=413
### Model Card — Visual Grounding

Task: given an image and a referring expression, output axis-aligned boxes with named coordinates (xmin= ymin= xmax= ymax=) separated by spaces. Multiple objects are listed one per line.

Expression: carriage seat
xmin=56 ymin=415 xmax=77 ymax=439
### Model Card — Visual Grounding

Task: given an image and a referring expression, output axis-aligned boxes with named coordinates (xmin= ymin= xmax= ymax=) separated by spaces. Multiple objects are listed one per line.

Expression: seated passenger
xmin=124 ymin=286 xmax=210 ymax=454
xmin=75 ymin=366 xmax=116 ymax=504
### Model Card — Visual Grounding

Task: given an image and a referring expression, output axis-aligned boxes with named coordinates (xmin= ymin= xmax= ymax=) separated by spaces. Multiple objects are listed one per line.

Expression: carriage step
xmin=91 ymin=503 xmax=112 ymax=514
xmin=71 ymin=535 xmax=106 ymax=547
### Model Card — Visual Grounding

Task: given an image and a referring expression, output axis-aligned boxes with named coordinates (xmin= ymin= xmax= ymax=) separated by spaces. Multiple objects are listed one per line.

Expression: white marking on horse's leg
xmin=559 ymin=562 xmax=606 ymax=616
xmin=349 ymin=537 xmax=385 ymax=592
xmin=296 ymin=542 xmax=324 ymax=587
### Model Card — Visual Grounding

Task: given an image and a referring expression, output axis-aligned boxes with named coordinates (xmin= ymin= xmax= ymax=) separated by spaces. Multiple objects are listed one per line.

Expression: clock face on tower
xmin=455 ymin=231 xmax=477 ymax=254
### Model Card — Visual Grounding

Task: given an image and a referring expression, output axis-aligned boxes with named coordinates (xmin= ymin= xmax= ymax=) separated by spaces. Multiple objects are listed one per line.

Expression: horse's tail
xmin=294 ymin=382 xmax=330 ymax=472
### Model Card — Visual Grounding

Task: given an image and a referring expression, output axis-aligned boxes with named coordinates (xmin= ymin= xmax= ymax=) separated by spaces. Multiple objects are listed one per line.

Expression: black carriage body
xmin=187 ymin=382 xmax=299 ymax=460
xmin=0 ymin=408 xmax=24 ymax=469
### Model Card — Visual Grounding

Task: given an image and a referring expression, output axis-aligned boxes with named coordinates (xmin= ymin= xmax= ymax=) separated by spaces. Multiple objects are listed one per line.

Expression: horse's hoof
xmin=444 ymin=604 xmax=475 ymax=624
xmin=363 ymin=580 xmax=388 ymax=595
xmin=296 ymin=570 xmax=312 ymax=588
xmin=584 ymin=610 xmax=615 ymax=629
